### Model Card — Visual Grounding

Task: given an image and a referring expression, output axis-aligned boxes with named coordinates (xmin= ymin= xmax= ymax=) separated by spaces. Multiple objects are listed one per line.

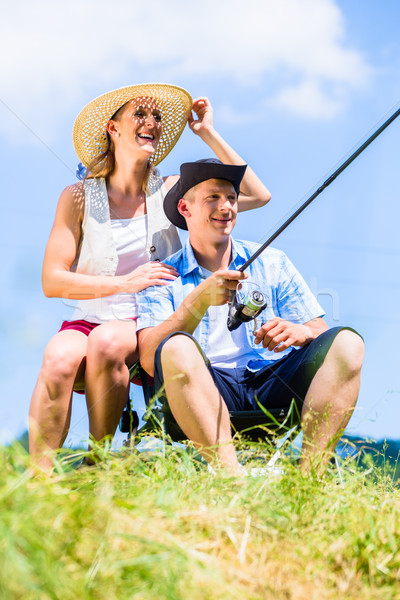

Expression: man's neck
xmin=189 ymin=236 xmax=232 ymax=272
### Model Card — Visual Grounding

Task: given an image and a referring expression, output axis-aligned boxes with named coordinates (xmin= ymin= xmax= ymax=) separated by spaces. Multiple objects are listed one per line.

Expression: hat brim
xmin=72 ymin=83 xmax=192 ymax=167
xmin=164 ymin=161 xmax=247 ymax=230
xmin=164 ymin=179 xmax=189 ymax=230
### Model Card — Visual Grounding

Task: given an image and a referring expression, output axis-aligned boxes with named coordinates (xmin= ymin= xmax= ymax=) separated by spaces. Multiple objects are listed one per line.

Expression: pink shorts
xmin=59 ymin=319 xmax=100 ymax=336
xmin=58 ymin=319 xmax=150 ymax=390
xmin=59 ymin=318 xmax=138 ymax=336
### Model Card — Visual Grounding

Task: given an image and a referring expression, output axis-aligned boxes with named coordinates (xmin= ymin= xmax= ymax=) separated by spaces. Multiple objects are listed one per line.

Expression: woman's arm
xmin=188 ymin=97 xmax=271 ymax=211
xmin=42 ymin=184 xmax=177 ymax=300
xmin=42 ymin=183 xmax=119 ymax=299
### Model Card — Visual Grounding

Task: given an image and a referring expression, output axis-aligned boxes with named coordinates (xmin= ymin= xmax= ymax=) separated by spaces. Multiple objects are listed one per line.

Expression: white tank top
xmin=71 ymin=215 xmax=147 ymax=322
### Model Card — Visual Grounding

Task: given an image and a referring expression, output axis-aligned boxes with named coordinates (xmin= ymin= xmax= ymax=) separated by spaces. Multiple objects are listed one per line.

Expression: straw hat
xmin=72 ymin=83 xmax=193 ymax=167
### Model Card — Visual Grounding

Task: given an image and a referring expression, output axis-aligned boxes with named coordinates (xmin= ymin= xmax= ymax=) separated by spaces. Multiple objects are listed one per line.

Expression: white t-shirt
xmin=71 ymin=215 xmax=147 ymax=323
xmin=201 ymin=267 xmax=261 ymax=369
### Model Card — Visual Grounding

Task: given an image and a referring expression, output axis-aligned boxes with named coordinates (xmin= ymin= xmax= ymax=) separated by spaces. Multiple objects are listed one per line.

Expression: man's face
xmin=178 ymin=178 xmax=238 ymax=242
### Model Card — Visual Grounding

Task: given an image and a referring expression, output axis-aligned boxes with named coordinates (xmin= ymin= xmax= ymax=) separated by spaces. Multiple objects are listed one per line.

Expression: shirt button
xmin=150 ymin=246 xmax=156 ymax=253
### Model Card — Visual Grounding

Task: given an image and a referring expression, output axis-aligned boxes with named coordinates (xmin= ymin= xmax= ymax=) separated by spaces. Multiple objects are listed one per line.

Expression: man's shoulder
xmin=234 ymin=238 xmax=286 ymax=261
xmin=162 ymin=246 xmax=186 ymax=270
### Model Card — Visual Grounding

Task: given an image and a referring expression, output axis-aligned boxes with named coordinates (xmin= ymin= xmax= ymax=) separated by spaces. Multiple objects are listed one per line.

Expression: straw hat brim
xmin=72 ymin=83 xmax=193 ymax=167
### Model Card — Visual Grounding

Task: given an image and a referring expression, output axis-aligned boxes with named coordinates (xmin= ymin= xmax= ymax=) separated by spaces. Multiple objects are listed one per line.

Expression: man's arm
xmin=138 ymin=269 xmax=247 ymax=376
xmin=254 ymin=317 xmax=329 ymax=352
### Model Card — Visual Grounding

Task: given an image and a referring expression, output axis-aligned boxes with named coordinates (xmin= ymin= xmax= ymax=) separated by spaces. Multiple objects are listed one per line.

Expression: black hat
xmin=163 ymin=158 xmax=247 ymax=230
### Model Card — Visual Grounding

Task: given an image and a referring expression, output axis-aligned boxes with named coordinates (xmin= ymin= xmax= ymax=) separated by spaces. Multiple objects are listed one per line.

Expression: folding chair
xmin=119 ymin=361 xmax=156 ymax=445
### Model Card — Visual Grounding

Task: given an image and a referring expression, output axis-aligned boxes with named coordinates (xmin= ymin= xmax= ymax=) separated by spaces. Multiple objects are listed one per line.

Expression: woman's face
xmin=112 ymin=97 xmax=163 ymax=158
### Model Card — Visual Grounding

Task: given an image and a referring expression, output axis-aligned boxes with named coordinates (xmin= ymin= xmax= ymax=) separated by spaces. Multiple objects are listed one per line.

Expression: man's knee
xmin=160 ymin=334 xmax=203 ymax=374
xmin=327 ymin=329 xmax=365 ymax=376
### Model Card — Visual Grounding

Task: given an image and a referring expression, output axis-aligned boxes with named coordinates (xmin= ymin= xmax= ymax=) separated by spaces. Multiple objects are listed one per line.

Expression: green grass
xmin=1 ymin=439 xmax=400 ymax=600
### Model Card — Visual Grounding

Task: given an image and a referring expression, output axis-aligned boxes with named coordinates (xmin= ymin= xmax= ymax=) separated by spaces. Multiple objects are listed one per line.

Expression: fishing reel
xmin=227 ymin=281 xmax=267 ymax=331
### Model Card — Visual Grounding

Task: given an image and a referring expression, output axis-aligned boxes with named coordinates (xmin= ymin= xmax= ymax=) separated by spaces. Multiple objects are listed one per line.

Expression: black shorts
xmin=153 ymin=326 xmax=361 ymax=435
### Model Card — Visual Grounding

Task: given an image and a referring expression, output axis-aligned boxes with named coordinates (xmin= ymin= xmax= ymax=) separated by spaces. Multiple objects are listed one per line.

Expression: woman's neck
xmin=107 ymin=158 xmax=148 ymax=197
xmin=106 ymin=156 xmax=149 ymax=218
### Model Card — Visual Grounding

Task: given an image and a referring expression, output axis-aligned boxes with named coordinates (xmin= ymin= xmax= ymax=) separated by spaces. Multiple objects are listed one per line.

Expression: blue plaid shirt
xmin=137 ymin=237 xmax=325 ymax=370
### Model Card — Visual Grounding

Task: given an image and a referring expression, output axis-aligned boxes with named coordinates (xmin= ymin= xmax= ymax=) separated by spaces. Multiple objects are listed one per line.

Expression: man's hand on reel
xmin=254 ymin=318 xmax=315 ymax=352
xmin=195 ymin=269 xmax=248 ymax=310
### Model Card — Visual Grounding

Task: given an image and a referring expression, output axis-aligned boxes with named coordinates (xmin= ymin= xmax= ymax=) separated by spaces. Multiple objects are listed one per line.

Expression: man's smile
xmin=212 ymin=216 xmax=232 ymax=224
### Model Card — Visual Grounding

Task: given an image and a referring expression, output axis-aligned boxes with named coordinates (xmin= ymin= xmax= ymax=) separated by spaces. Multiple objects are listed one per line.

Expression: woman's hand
xmin=188 ymin=97 xmax=214 ymax=137
xmin=121 ymin=261 xmax=178 ymax=293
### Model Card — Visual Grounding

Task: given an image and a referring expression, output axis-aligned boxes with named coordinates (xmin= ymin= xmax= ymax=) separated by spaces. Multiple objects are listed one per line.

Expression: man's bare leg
xmin=300 ymin=329 xmax=364 ymax=476
xmin=160 ymin=334 xmax=242 ymax=475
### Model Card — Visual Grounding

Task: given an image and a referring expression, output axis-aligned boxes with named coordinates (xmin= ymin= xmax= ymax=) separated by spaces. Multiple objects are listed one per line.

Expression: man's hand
xmin=194 ymin=269 xmax=247 ymax=310
xmin=254 ymin=318 xmax=316 ymax=352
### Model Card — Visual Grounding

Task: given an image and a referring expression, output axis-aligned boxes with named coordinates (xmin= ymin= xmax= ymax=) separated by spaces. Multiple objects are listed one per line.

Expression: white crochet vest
xmin=72 ymin=171 xmax=181 ymax=276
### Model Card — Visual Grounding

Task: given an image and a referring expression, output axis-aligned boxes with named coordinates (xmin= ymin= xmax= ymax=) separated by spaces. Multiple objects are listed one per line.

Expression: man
xmin=137 ymin=159 xmax=364 ymax=476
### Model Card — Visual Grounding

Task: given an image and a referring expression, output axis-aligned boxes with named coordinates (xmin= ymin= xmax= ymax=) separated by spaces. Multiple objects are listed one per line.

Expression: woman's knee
xmin=41 ymin=341 xmax=85 ymax=384
xmin=86 ymin=323 xmax=137 ymax=365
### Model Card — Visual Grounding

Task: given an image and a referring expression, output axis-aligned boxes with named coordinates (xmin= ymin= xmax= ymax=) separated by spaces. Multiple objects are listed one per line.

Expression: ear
xmin=177 ymin=198 xmax=191 ymax=220
xmin=107 ymin=119 xmax=120 ymax=139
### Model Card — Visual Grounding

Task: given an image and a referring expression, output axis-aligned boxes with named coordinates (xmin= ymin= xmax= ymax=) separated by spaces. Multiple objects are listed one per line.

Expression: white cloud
xmin=216 ymin=103 xmax=256 ymax=126
xmin=267 ymin=79 xmax=346 ymax=119
xmin=0 ymin=0 xmax=373 ymax=144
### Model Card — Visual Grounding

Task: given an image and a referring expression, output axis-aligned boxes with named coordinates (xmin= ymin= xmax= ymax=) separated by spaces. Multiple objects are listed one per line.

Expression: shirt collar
xmin=230 ymin=238 xmax=248 ymax=269
xmin=180 ymin=236 xmax=248 ymax=276
xmin=180 ymin=237 xmax=202 ymax=276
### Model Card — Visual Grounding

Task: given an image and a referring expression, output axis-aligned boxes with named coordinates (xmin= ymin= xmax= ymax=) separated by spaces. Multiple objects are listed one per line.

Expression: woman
xmin=29 ymin=83 xmax=271 ymax=471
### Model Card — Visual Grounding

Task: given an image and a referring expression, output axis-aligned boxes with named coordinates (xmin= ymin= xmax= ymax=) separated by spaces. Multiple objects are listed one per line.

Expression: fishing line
xmin=0 ymin=96 xmax=74 ymax=175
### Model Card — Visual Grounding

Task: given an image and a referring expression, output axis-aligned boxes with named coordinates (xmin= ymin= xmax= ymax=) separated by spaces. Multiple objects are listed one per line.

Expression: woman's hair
xmin=85 ymin=101 xmax=156 ymax=192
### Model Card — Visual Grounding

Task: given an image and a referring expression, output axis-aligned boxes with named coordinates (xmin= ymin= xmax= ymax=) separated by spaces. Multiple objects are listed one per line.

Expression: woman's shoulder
xmin=57 ymin=181 xmax=85 ymax=216
xmin=162 ymin=174 xmax=179 ymax=192
xmin=147 ymin=168 xmax=167 ymax=196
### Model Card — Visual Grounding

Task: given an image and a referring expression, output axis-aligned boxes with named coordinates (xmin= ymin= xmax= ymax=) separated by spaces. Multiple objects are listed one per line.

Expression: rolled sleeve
xmin=136 ymin=285 xmax=175 ymax=331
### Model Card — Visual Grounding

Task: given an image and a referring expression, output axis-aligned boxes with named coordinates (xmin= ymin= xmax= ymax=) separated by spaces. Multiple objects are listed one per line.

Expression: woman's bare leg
xmin=29 ymin=330 xmax=87 ymax=472
xmin=84 ymin=320 xmax=138 ymax=450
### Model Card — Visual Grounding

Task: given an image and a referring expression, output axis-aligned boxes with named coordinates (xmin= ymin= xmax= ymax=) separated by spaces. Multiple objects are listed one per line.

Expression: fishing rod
xmin=227 ymin=106 xmax=400 ymax=331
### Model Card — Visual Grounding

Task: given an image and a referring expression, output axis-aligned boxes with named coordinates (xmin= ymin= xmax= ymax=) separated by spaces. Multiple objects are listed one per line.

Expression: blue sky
xmin=1 ymin=0 xmax=399 ymax=447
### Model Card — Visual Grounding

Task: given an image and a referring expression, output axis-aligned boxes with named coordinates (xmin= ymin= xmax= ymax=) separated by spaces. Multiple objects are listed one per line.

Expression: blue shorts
xmin=153 ymin=326 xmax=361 ymax=434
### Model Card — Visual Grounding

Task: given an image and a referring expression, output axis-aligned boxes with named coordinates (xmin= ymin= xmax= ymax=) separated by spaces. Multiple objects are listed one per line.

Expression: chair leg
xmin=120 ymin=394 xmax=139 ymax=447
xmin=333 ymin=454 xmax=344 ymax=485
xmin=265 ymin=425 xmax=300 ymax=468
